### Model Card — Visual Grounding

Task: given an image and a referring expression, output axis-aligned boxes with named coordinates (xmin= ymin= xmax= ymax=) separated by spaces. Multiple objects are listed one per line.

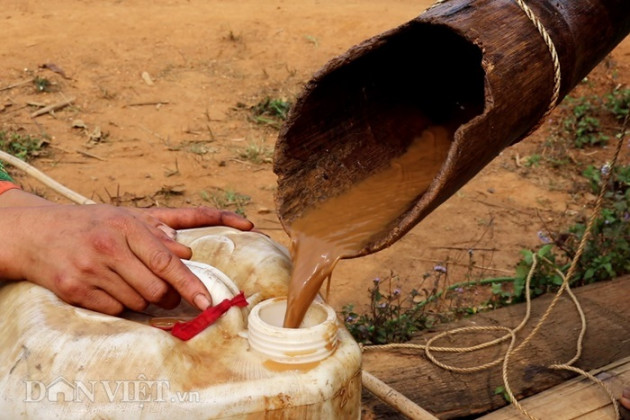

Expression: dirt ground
xmin=1 ymin=0 xmax=629 ymax=413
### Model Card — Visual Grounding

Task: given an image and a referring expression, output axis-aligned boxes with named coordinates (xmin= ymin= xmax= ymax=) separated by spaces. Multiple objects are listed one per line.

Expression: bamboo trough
xmin=273 ymin=0 xmax=630 ymax=257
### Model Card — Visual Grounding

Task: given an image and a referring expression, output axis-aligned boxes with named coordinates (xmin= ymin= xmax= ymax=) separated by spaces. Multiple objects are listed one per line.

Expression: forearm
xmin=0 ymin=188 xmax=55 ymax=207
xmin=0 ymin=206 xmax=33 ymax=280
xmin=0 ymin=181 xmax=55 ymax=279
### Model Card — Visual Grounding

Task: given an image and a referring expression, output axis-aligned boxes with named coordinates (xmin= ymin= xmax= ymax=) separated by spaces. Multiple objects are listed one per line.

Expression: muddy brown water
xmin=283 ymin=125 xmax=453 ymax=328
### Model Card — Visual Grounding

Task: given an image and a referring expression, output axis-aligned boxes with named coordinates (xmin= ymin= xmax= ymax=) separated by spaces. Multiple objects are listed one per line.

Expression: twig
xmin=514 ymin=152 xmax=522 ymax=167
xmin=0 ymin=104 xmax=28 ymax=115
xmin=229 ymin=158 xmax=248 ymax=164
xmin=76 ymin=149 xmax=106 ymax=161
xmin=137 ymin=124 xmax=166 ymax=141
xmin=0 ymin=79 xmax=34 ymax=92
xmin=469 ymin=198 xmax=538 ymax=216
xmin=414 ymin=277 xmax=517 ymax=309
xmin=123 ymin=101 xmax=170 ymax=108
xmin=410 ymin=257 xmax=513 ymax=274
xmin=49 ymin=144 xmax=74 ymax=154
xmin=429 ymin=246 xmax=498 ymax=252
xmin=0 ymin=150 xmax=95 ymax=205
xmin=31 ymin=97 xmax=75 ymax=118
xmin=260 ymin=218 xmax=281 ymax=224
xmin=254 ymin=226 xmax=285 ymax=231
xmin=204 ymin=108 xmax=217 ymax=142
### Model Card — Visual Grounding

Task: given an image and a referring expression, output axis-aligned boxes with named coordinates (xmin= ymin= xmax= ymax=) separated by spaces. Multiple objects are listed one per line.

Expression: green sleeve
xmin=0 ymin=162 xmax=15 ymax=182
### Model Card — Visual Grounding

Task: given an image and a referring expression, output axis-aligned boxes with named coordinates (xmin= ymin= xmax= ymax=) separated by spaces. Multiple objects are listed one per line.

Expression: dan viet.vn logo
xmin=24 ymin=375 xmax=200 ymax=403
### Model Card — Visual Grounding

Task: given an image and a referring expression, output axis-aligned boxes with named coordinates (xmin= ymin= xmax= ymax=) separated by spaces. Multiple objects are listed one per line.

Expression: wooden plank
xmin=361 ymin=276 xmax=630 ymax=418
xmin=479 ymin=357 xmax=630 ymax=419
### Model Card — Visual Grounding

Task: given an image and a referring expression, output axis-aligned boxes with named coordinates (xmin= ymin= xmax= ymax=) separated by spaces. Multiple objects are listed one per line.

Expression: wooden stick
xmin=123 ymin=101 xmax=170 ymax=108
xmin=0 ymin=150 xmax=95 ymax=205
xmin=0 ymin=79 xmax=33 ymax=92
xmin=31 ymin=97 xmax=75 ymax=118
xmin=362 ymin=370 xmax=439 ymax=420
xmin=76 ymin=149 xmax=106 ymax=161
xmin=26 ymin=101 xmax=47 ymax=108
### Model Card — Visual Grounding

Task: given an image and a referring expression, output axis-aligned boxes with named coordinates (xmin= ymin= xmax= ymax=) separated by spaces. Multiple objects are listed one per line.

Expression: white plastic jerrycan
xmin=0 ymin=227 xmax=362 ymax=419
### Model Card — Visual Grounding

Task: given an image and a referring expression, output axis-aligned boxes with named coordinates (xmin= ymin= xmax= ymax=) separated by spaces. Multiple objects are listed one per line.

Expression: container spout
xmin=273 ymin=0 xmax=630 ymax=257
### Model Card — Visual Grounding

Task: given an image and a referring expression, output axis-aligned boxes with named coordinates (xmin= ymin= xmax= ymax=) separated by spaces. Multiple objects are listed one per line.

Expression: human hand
xmin=0 ymin=201 xmax=254 ymax=315
xmin=134 ymin=206 xmax=254 ymax=238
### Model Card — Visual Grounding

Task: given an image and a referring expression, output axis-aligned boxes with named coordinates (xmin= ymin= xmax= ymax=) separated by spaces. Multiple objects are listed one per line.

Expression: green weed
xmin=342 ymin=273 xmax=436 ymax=345
xmin=304 ymin=35 xmax=319 ymax=47
xmin=250 ymin=97 xmax=291 ymax=129
xmin=238 ymin=141 xmax=273 ymax=164
xmin=605 ymin=87 xmax=630 ymax=120
xmin=491 ymin=162 xmax=630 ymax=307
xmin=571 ymin=163 xmax=630 ymax=283
xmin=494 ymin=386 xmax=512 ymax=403
xmin=0 ymin=130 xmax=47 ymax=161
xmin=536 ymin=87 xmax=627 ymax=170
xmin=201 ymin=188 xmax=250 ymax=217
xmin=523 ymin=154 xmax=542 ymax=167
xmin=562 ymin=96 xmax=608 ymax=148
xmin=167 ymin=140 xmax=216 ymax=156
xmin=33 ymin=76 xmax=51 ymax=93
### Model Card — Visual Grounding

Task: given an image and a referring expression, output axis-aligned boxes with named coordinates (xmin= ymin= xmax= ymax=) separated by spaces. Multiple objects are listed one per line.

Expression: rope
xmin=513 ymin=0 xmax=562 ymax=122
xmin=428 ymin=0 xmax=562 ymax=135
xmin=363 ymin=115 xmax=629 ymax=419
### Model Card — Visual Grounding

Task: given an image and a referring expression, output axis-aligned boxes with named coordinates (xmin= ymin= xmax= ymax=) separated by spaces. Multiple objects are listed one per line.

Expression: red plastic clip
xmin=171 ymin=292 xmax=248 ymax=341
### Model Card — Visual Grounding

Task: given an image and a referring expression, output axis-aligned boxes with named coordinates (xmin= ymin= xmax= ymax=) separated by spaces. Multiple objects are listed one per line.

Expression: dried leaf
xmin=71 ymin=119 xmax=87 ymax=129
xmin=40 ymin=63 xmax=70 ymax=79
xmin=156 ymin=185 xmax=186 ymax=195
xmin=141 ymin=71 xmax=154 ymax=86
xmin=89 ymin=126 xmax=102 ymax=142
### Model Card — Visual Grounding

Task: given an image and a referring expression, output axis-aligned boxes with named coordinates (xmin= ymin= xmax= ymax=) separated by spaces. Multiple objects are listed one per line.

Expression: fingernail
xmin=193 ymin=294 xmax=211 ymax=310
xmin=158 ymin=224 xmax=177 ymax=240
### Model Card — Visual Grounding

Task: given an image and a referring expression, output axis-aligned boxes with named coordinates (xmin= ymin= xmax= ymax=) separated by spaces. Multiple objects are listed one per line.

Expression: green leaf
xmin=538 ymin=244 xmax=554 ymax=258
xmin=513 ymin=275 xmax=526 ymax=299
xmin=491 ymin=283 xmax=503 ymax=295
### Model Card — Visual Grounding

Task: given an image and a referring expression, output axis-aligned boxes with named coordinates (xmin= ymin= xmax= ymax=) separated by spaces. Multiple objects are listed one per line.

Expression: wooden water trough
xmin=273 ymin=0 xmax=630 ymax=257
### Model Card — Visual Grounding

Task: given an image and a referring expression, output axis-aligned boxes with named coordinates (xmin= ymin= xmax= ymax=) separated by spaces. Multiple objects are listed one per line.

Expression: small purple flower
xmin=434 ymin=265 xmax=447 ymax=274
xmin=455 ymin=287 xmax=464 ymax=293
xmin=373 ymin=277 xmax=381 ymax=285
xmin=624 ymin=212 xmax=630 ymax=221
xmin=378 ymin=302 xmax=387 ymax=308
xmin=537 ymin=230 xmax=552 ymax=244
xmin=346 ymin=315 xmax=355 ymax=323
xmin=601 ymin=163 xmax=611 ymax=176
xmin=393 ymin=288 xmax=401 ymax=296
